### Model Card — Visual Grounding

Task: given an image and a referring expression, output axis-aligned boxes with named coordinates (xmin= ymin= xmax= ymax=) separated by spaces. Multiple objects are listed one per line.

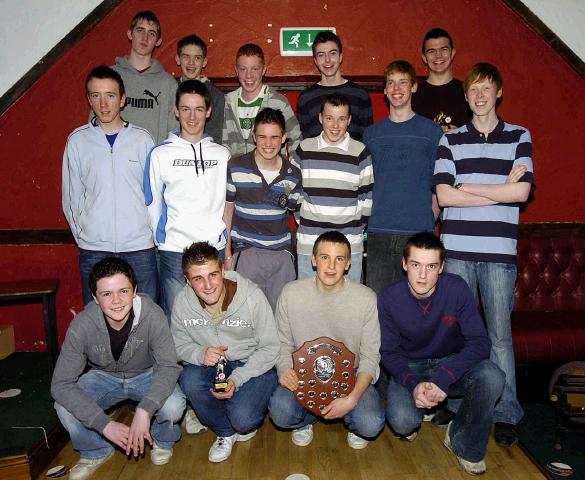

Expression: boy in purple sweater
xmin=378 ymin=232 xmax=504 ymax=475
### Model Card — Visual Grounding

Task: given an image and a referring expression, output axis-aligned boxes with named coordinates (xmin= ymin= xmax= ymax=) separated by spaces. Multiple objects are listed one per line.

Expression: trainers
xmin=399 ymin=430 xmax=418 ymax=442
xmin=69 ymin=451 xmax=114 ymax=480
xmin=184 ymin=409 xmax=208 ymax=434
xmin=444 ymin=423 xmax=486 ymax=475
xmin=207 ymin=431 xmax=257 ymax=463
xmin=151 ymin=443 xmax=173 ymax=465
xmin=208 ymin=434 xmax=237 ymax=463
xmin=432 ymin=406 xmax=456 ymax=427
xmin=236 ymin=430 xmax=257 ymax=442
xmin=292 ymin=424 xmax=314 ymax=447
xmin=347 ymin=432 xmax=369 ymax=449
xmin=494 ymin=422 xmax=518 ymax=447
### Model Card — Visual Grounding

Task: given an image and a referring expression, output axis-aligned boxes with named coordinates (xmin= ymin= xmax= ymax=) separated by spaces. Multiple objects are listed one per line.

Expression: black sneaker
xmin=431 ymin=407 xmax=456 ymax=427
xmin=494 ymin=422 xmax=518 ymax=447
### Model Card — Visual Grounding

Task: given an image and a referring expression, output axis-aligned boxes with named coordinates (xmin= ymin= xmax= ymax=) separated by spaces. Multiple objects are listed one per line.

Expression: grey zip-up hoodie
xmin=62 ymin=119 xmax=154 ymax=252
xmin=51 ymin=295 xmax=181 ymax=433
xmin=112 ymin=56 xmax=179 ymax=143
xmin=171 ymin=270 xmax=279 ymax=388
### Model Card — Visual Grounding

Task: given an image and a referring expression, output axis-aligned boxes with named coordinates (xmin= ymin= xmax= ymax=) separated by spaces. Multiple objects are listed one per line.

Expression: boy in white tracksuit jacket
xmin=144 ymin=80 xmax=230 ymax=319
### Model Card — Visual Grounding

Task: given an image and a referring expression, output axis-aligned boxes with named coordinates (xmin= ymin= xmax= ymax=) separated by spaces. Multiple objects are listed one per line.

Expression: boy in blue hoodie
xmin=62 ymin=65 xmax=157 ymax=306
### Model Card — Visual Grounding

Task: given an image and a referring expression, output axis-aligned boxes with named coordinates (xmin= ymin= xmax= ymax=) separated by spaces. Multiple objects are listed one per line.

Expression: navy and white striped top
xmin=226 ymin=152 xmax=302 ymax=252
xmin=433 ymin=120 xmax=534 ymax=264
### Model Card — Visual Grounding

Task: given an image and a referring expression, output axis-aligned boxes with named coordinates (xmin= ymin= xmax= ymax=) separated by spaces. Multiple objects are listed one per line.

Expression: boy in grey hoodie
xmin=51 ymin=258 xmax=185 ymax=480
xmin=111 ymin=10 xmax=178 ymax=143
xmin=171 ymin=242 xmax=279 ymax=463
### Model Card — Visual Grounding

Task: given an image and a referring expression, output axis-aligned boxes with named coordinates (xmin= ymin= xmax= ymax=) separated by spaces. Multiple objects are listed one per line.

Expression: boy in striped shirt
xmin=223 ymin=108 xmax=301 ymax=311
xmin=433 ymin=63 xmax=534 ymax=447
xmin=293 ymin=93 xmax=374 ymax=282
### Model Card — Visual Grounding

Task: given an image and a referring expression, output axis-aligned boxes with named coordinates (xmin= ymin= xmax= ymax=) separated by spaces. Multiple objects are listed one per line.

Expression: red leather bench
xmin=513 ymin=224 xmax=585 ymax=364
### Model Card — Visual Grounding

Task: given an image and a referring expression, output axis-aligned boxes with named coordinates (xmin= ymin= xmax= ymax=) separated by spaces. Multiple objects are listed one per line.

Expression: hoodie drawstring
xmin=190 ymin=143 xmax=205 ymax=176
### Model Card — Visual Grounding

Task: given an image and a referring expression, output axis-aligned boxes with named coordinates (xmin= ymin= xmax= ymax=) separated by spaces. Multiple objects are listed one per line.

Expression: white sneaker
xmin=444 ymin=423 xmax=486 ymax=475
xmin=292 ymin=424 xmax=314 ymax=447
xmin=208 ymin=434 xmax=237 ymax=463
xmin=69 ymin=451 xmax=114 ymax=480
xmin=236 ymin=430 xmax=257 ymax=442
xmin=347 ymin=432 xmax=369 ymax=449
xmin=184 ymin=409 xmax=208 ymax=434
xmin=150 ymin=443 xmax=173 ymax=465
xmin=400 ymin=430 xmax=418 ymax=442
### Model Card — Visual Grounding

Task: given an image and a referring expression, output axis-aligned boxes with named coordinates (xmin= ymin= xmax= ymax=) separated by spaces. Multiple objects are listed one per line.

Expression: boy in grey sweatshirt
xmin=171 ymin=242 xmax=279 ymax=463
xmin=51 ymin=258 xmax=184 ymax=480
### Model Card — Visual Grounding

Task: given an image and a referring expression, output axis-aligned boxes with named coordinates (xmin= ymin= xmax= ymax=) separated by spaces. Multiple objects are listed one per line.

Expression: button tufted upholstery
xmin=512 ymin=227 xmax=585 ymax=363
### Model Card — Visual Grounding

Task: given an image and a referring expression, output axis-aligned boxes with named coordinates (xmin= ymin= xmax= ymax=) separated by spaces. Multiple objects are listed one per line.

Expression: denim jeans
xmin=386 ymin=358 xmax=504 ymax=462
xmin=444 ymin=258 xmax=524 ymax=425
xmin=297 ymin=252 xmax=364 ymax=283
xmin=268 ymin=384 xmax=385 ymax=439
xmin=179 ymin=361 xmax=277 ymax=437
xmin=158 ymin=249 xmax=224 ymax=321
xmin=79 ymin=248 xmax=158 ymax=306
xmin=54 ymin=369 xmax=185 ymax=459
xmin=365 ymin=233 xmax=408 ymax=293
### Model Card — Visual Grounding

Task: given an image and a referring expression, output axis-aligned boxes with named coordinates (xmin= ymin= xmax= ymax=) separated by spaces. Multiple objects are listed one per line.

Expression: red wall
xmin=1 ymin=0 xmax=584 ymax=349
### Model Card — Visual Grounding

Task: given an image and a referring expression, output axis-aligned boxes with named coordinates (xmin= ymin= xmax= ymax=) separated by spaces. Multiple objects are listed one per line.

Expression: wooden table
xmin=0 ymin=279 xmax=60 ymax=376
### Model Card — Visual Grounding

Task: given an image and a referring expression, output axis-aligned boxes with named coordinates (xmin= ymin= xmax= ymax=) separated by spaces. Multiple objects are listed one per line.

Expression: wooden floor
xmin=40 ymin=409 xmax=546 ymax=480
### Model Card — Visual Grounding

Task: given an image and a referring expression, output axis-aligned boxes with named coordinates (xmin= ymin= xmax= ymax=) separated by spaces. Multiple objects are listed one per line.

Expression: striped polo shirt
xmin=433 ymin=120 xmax=534 ymax=264
xmin=226 ymin=151 xmax=301 ymax=252
xmin=293 ymin=134 xmax=374 ymax=255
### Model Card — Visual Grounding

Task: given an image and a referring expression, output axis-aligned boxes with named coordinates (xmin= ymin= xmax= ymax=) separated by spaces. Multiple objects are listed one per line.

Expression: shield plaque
xmin=292 ymin=336 xmax=355 ymax=416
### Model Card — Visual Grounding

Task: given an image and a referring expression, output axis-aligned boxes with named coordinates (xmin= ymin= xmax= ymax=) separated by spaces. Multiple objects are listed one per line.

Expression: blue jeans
xmin=158 ymin=249 xmax=224 ymax=321
xmin=444 ymin=258 xmax=524 ymax=425
xmin=297 ymin=252 xmax=364 ymax=283
xmin=386 ymin=358 xmax=504 ymax=462
xmin=365 ymin=233 xmax=408 ymax=293
xmin=180 ymin=361 xmax=277 ymax=437
xmin=268 ymin=384 xmax=385 ymax=439
xmin=54 ymin=369 xmax=185 ymax=459
xmin=79 ymin=248 xmax=158 ymax=306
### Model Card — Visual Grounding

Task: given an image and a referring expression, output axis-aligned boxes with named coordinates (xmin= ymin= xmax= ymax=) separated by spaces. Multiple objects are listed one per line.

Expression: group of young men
xmin=57 ymin=9 xmax=534 ymax=479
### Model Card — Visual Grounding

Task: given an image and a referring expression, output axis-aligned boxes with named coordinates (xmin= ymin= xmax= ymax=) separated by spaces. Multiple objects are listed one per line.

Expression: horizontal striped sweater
xmin=433 ymin=119 xmax=534 ymax=264
xmin=292 ymin=135 xmax=374 ymax=255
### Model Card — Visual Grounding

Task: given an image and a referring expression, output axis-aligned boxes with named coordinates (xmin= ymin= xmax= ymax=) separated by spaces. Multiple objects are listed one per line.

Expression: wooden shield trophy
xmin=292 ymin=336 xmax=355 ymax=416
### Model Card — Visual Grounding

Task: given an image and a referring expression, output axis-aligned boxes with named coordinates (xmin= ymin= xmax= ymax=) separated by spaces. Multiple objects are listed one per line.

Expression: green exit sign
xmin=280 ymin=27 xmax=336 ymax=56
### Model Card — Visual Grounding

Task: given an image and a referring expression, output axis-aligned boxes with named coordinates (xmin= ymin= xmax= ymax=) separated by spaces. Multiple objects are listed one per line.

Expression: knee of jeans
xmin=157 ymin=389 xmax=186 ymax=422
xmin=55 ymin=402 xmax=81 ymax=431
xmin=385 ymin=404 xmax=419 ymax=436
xmin=350 ymin=410 xmax=385 ymax=438
xmin=230 ymin=408 xmax=264 ymax=433
xmin=268 ymin=388 xmax=303 ymax=427
xmin=180 ymin=366 xmax=209 ymax=396
xmin=474 ymin=361 xmax=505 ymax=397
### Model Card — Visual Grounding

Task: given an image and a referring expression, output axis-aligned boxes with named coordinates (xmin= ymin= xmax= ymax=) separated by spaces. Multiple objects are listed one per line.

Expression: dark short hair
xmin=403 ymin=232 xmax=445 ymax=263
xmin=422 ymin=28 xmax=453 ymax=53
xmin=182 ymin=242 xmax=221 ymax=275
xmin=384 ymin=60 xmax=417 ymax=84
xmin=129 ymin=10 xmax=161 ymax=39
xmin=312 ymin=31 xmax=342 ymax=57
xmin=254 ymin=108 xmax=286 ymax=133
xmin=85 ymin=65 xmax=125 ymax=97
xmin=177 ymin=34 xmax=207 ymax=57
xmin=89 ymin=257 xmax=137 ymax=296
xmin=320 ymin=93 xmax=351 ymax=115
xmin=312 ymin=231 xmax=351 ymax=259
xmin=176 ymin=79 xmax=211 ymax=109
xmin=463 ymin=62 xmax=503 ymax=93
xmin=236 ymin=43 xmax=265 ymax=64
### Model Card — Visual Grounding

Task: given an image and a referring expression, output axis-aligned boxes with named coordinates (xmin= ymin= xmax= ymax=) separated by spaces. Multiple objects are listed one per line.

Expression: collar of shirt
xmin=317 ymin=131 xmax=350 ymax=151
